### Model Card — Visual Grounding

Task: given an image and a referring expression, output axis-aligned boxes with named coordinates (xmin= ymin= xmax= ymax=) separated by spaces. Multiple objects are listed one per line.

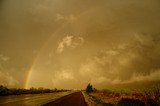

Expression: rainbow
xmin=24 ymin=58 xmax=37 ymax=89
xmin=24 ymin=33 xmax=55 ymax=89
xmin=24 ymin=26 xmax=65 ymax=89
xmin=24 ymin=8 xmax=93 ymax=89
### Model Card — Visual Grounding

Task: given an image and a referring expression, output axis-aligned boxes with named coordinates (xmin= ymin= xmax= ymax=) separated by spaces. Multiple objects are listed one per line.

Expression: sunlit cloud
xmin=129 ymin=69 xmax=160 ymax=83
xmin=52 ymin=69 xmax=75 ymax=88
xmin=133 ymin=33 xmax=154 ymax=46
xmin=79 ymin=33 xmax=160 ymax=86
xmin=108 ymin=69 xmax=160 ymax=85
xmin=56 ymin=36 xmax=84 ymax=53
xmin=56 ymin=14 xmax=77 ymax=23
xmin=0 ymin=71 xmax=18 ymax=87
xmin=56 ymin=36 xmax=73 ymax=53
xmin=105 ymin=50 xmax=119 ymax=56
xmin=0 ymin=54 xmax=9 ymax=62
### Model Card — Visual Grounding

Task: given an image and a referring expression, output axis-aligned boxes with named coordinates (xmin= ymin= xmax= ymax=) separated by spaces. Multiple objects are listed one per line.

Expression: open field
xmin=83 ymin=87 xmax=160 ymax=106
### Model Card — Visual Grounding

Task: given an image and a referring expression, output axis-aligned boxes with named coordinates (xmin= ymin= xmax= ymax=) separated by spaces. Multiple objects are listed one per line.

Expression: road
xmin=42 ymin=92 xmax=87 ymax=106
xmin=0 ymin=92 xmax=72 ymax=106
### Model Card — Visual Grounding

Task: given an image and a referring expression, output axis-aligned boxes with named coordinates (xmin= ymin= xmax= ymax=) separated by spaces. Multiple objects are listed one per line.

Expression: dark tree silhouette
xmin=0 ymin=85 xmax=70 ymax=96
xmin=86 ymin=83 xmax=93 ymax=93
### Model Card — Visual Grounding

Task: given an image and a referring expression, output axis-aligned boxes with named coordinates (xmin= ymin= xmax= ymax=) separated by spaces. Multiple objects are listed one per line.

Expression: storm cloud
xmin=0 ymin=0 xmax=160 ymax=89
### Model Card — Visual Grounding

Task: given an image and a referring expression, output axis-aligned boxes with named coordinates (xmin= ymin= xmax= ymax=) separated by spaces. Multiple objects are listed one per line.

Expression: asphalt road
xmin=42 ymin=92 xmax=87 ymax=106
xmin=0 ymin=92 xmax=72 ymax=106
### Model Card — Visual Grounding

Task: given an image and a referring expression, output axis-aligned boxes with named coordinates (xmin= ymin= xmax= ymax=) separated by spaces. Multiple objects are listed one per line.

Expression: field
xmin=83 ymin=85 xmax=160 ymax=106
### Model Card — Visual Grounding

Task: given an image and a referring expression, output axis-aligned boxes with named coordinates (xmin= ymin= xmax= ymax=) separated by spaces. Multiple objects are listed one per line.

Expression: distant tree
xmin=86 ymin=83 xmax=93 ymax=93
xmin=0 ymin=85 xmax=68 ymax=96
xmin=0 ymin=85 xmax=9 ymax=95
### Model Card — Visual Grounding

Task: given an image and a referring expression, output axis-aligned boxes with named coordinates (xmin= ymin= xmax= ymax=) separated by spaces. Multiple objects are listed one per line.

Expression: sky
xmin=0 ymin=0 xmax=160 ymax=89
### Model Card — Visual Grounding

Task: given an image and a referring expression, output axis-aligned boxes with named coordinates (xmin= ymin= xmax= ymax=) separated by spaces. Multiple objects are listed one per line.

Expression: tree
xmin=0 ymin=85 xmax=9 ymax=95
xmin=86 ymin=83 xmax=93 ymax=93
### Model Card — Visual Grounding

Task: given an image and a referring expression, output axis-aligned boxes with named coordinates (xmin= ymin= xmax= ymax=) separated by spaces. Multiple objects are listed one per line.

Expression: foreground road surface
xmin=0 ymin=92 xmax=72 ymax=106
xmin=42 ymin=92 xmax=87 ymax=106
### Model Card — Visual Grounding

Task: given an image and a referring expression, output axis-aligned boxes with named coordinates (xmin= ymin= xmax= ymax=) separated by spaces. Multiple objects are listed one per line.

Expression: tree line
xmin=0 ymin=85 xmax=69 ymax=96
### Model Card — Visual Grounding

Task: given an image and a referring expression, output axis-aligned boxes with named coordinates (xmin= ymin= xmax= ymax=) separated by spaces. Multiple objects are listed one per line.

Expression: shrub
xmin=0 ymin=85 xmax=9 ymax=95
xmin=86 ymin=83 xmax=93 ymax=93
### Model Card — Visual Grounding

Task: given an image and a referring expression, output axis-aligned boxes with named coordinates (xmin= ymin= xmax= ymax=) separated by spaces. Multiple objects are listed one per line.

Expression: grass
xmin=85 ymin=85 xmax=160 ymax=106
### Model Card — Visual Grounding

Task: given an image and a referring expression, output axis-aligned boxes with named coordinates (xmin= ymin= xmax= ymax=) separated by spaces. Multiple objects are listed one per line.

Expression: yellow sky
xmin=0 ymin=0 xmax=160 ymax=89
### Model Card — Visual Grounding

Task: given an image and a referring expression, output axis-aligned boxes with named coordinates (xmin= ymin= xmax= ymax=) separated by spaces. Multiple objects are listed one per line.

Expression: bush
xmin=0 ymin=85 xmax=69 ymax=96
xmin=86 ymin=83 xmax=93 ymax=93
xmin=117 ymin=98 xmax=145 ymax=106
xmin=0 ymin=85 xmax=9 ymax=95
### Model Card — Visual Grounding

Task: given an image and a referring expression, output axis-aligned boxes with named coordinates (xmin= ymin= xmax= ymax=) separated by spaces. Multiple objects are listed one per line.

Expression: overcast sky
xmin=0 ymin=0 xmax=160 ymax=89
